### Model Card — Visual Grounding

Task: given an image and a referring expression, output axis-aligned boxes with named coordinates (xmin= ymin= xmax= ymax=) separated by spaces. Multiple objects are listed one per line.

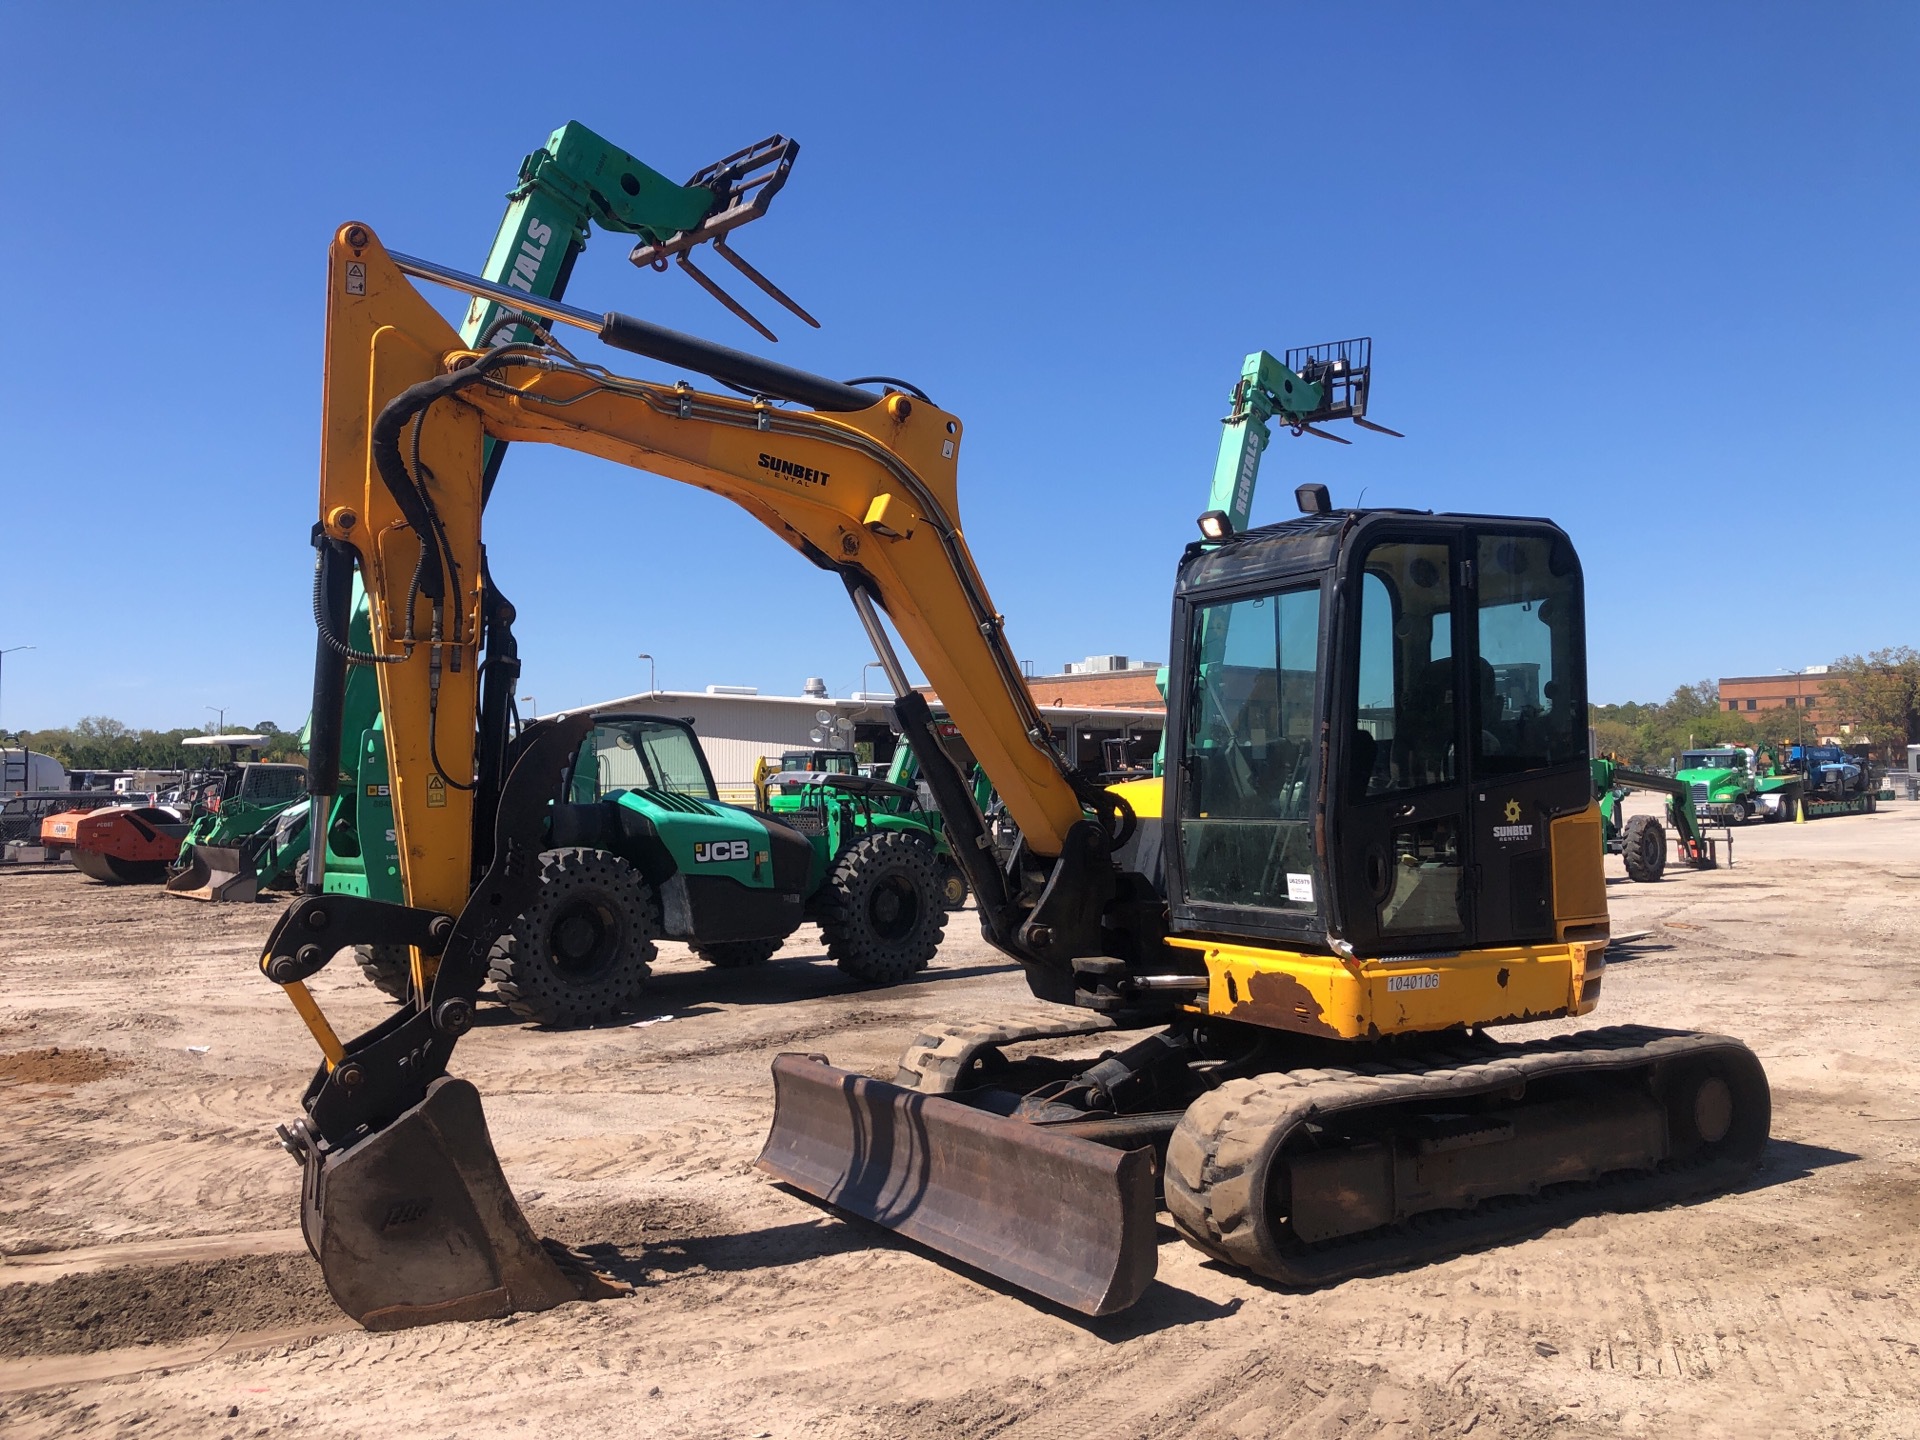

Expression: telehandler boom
xmin=264 ymin=225 xmax=1769 ymax=1328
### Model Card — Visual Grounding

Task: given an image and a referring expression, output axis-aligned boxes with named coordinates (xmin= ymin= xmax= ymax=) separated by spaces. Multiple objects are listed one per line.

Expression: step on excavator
xmin=262 ymin=224 xmax=1770 ymax=1329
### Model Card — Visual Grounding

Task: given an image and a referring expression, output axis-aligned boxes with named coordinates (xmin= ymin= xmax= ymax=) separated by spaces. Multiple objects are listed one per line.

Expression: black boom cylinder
xmin=597 ymin=310 xmax=879 ymax=414
xmin=308 ymin=534 xmax=356 ymax=797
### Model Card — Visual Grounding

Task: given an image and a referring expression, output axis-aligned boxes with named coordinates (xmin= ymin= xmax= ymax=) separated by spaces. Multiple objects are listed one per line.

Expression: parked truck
xmin=1780 ymin=743 xmax=1878 ymax=818
xmin=1674 ymin=747 xmax=1788 ymax=823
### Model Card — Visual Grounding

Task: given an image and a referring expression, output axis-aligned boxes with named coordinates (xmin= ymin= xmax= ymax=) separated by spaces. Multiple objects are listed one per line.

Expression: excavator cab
xmin=1168 ymin=509 xmax=1597 ymax=963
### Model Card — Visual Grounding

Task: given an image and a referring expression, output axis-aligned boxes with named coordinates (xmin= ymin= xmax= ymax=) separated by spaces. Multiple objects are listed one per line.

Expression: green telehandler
xmin=475 ymin=712 xmax=950 ymax=1024
xmin=1591 ymin=757 xmax=1718 ymax=881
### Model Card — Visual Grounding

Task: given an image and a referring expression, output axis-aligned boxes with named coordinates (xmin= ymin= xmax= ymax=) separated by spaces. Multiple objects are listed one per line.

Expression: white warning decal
xmin=345 ymin=262 xmax=366 ymax=295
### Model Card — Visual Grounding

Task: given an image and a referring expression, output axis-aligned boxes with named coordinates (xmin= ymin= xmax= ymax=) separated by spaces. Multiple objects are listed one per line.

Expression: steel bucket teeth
xmin=757 ymin=1053 xmax=1158 ymax=1316
xmin=301 ymin=1076 xmax=624 ymax=1331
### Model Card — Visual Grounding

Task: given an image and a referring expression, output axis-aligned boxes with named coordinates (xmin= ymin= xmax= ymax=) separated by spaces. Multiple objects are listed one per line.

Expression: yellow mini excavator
xmin=263 ymin=224 xmax=1769 ymax=1329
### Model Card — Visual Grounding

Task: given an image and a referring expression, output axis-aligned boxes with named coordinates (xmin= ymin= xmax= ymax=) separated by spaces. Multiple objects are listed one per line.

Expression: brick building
xmin=1023 ymin=668 xmax=1166 ymax=710
xmin=916 ymin=656 xmax=1168 ymax=776
xmin=1717 ymin=667 xmax=1835 ymax=720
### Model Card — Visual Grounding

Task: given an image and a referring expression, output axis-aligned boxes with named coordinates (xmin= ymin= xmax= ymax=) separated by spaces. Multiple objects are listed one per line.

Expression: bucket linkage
xmin=262 ymin=715 xmax=621 ymax=1329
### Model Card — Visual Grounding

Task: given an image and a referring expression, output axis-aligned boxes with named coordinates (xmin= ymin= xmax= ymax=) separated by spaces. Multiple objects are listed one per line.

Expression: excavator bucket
xmin=292 ymin=1076 xmax=624 ymax=1330
xmin=164 ymin=844 xmax=258 ymax=902
xmin=757 ymin=1054 xmax=1158 ymax=1316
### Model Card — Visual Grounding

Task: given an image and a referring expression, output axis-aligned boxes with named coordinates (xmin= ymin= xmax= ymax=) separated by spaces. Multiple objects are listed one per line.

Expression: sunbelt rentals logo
xmin=1493 ymin=797 xmax=1533 ymax=843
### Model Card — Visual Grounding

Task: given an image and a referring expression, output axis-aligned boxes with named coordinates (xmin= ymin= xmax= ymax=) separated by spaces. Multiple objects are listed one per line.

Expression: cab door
xmin=1334 ymin=533 xmax=1476 ymax=955
xmin=1460 ymin=528 xmax=1592 ymax=948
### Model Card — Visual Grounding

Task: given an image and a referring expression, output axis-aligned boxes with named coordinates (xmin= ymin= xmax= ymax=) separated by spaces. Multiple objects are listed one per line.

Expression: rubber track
xmin=1164 ymin=1025 xmax=1769 ymax=1287
xmin=894 ymin=1012 xmax=1120 ymax=1094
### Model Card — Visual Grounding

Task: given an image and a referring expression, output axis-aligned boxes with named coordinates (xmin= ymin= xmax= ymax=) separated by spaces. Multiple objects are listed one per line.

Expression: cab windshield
xmin=782 ymin=752 xmax=856 ymax=774
xmin=1681 ymin=751 xmax=1742 ymax=771
xmin=1177 ymin=584 xmax=1321 ymax=912
xmin=577 ymin=719 xmax=714 ymax=801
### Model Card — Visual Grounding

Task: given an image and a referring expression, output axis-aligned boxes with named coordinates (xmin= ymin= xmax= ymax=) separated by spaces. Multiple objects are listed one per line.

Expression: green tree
xmin=1826 ymin=647 xmax=1920 ymax=750
xmin=22 ymin=717 xmax=305 ymax=771
xmin=1591 ymin=680 xmax=1764 ymax=768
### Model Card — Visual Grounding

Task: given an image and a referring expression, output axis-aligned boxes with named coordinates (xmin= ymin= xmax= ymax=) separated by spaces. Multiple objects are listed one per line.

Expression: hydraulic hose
xmin=367 ymin=346 xmax=533 ymax=602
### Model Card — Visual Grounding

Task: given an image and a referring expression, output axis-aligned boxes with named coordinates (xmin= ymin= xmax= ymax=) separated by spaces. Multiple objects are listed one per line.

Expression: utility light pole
xmin=519 ymin=695 xmax=538 ymax=719
xmin=206 ymin=705 xmax=228 ymax=735
xmin=1779 ymin=664 xmax=1809 ymax=751
xmin=636 ymin=653 xmax=657 ymax=697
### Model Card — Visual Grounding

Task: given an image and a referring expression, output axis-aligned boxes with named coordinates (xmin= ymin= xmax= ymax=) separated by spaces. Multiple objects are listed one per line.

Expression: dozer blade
xmin=757 ymin=1053 xmax=1157 ymax=1316
xmin=295 ymin=1076 xmax=623 ymax=1331
xmin=164 ymin=845 xmax=257 ymax=902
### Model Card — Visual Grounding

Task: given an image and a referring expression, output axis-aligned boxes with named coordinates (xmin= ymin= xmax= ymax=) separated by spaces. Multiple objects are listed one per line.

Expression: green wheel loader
xmin=163 ymin=751 xmax=311 ymax=901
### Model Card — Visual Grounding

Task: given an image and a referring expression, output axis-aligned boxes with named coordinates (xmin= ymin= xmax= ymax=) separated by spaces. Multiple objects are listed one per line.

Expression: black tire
xmin=488 ymin=848 xmax=659 ymax=1026
xmin=818 ymin=830 xmax=948 ymax=984
xmin=353 ymin=943 xmax=413 ymax=1002
xmin=1734 ymin=798 xmax=1754 ymax=824
xmin=1621 ymin=814 xmax=1667 ymax=883
xmin=693 ymin=937 xmax=782 ymax=968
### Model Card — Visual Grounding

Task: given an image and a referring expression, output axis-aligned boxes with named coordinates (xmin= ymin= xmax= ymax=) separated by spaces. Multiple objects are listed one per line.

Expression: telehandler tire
xmin=694 ymin=937 xmax=782 ymax=968
xmin=489 ymin=848 xmax=659 ymax=1026
xmin=1621 ymin=814 xmax=1666 ymax=883
xmin=818 ymin=830 xmax=947 ymax=985
xmin=352 ymin=943 xmax=413 ymax=1002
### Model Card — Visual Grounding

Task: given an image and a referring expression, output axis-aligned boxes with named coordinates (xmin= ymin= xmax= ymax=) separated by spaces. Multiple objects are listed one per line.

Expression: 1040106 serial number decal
xmin=1385 ymin=972 xmax=1440 ymax=992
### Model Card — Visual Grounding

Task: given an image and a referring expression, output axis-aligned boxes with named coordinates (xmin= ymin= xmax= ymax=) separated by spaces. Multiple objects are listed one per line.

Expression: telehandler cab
xmin=261 ymin=226 xmax=1769 ymax=1328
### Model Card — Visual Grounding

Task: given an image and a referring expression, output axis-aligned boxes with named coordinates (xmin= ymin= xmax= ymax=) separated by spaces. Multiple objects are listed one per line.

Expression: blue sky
xmin=2 ymin=4 xmax=1913 ymax=732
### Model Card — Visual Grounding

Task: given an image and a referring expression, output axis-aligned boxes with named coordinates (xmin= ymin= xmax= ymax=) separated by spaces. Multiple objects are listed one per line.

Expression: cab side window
xmin=1355 ymin=543 xmax=1455 ymax=796
xmin=1472 ymin=534 xmax=1582 ymax=774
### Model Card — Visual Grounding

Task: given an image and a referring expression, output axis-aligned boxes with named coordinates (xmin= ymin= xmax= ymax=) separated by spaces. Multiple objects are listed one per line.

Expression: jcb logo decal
xmin=693 ymin=839 xmax=751 ymax=864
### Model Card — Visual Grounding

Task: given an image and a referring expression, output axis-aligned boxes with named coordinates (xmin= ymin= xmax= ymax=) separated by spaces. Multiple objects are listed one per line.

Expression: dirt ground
xmin=1 ymin=798 xmax=1916 ymax=1439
